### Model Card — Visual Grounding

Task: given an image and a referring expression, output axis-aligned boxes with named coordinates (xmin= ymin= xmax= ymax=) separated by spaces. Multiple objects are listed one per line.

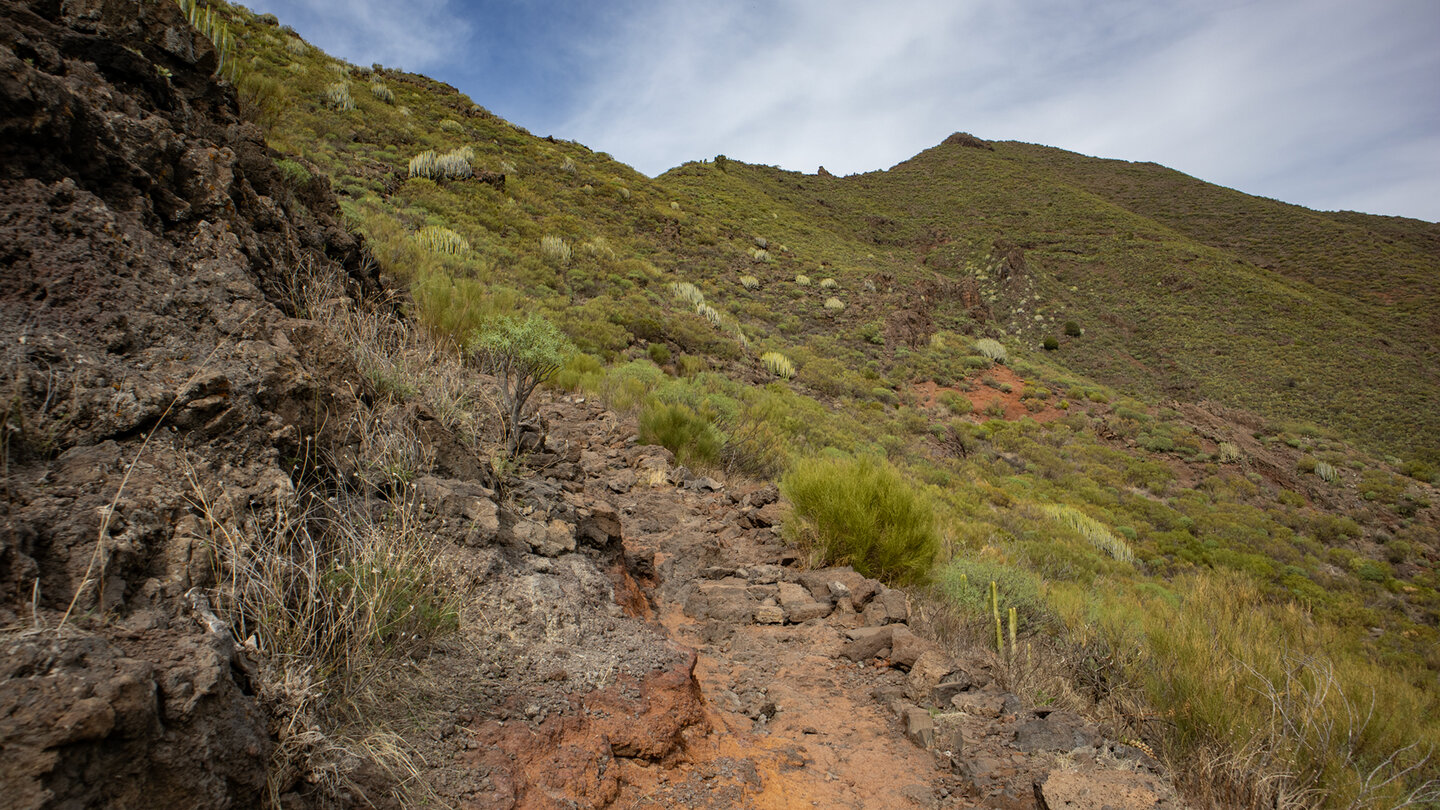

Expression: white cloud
xmin=560 ymin=0 xmax=1440 ymax=220
xmin=245 ymin=0 xmax=472 ymax=73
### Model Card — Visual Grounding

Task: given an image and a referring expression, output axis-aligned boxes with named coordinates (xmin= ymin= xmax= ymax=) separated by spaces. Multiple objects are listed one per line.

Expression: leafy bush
xmin=1042 ymin=336 xmax=1059 ymax=351
xmin=647 ymin=343 xmax=671 ymax=366
xmin=938 ymin=558 xmax=1047 ymax=625
xmin=1064 ymin=320 xmax=1082 ymax=337
xmin=781 ymin=455 xmax=939 ymax=585
xmin=274 ymin=158 xmax=312 ymax=187
xmin=639 ymin=400 xmax=723 ymax=468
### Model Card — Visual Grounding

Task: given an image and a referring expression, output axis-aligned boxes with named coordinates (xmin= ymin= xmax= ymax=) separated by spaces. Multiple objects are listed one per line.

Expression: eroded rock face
xmin=0 ymin=1 xmax=375 ymax=805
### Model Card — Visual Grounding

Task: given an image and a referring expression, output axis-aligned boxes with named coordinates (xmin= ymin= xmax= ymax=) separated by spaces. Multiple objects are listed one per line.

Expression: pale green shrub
xmin=540 ymin=235 xmax=572 ymax=265
xmin=739 ymin=275 xmax=760 ymax=290
xmin=973 ymin=338 xmax=1008 ymax=364
xmin=819 ymin=277 xmax=838 ymax=289
xmin=824 ymin=297 xmax=845 ymax=311
xmin=1315 ymin=460 xmax=1340 ymax=484
xmin=408 ymin=148 xmax=473 ymax=181
xmin=795 ymin=275 xmax=811 ymax=286
xmin=761 ymin=351 xmax=795 ymax=379
xmin=369 ymin=81 xmax=394 ymax=103
xmin=284 ymin=35 xmax=307 ymax=56
xmin=414 ymin=226 xmax=469 ymax=255
xmin=670 ymin=282 xmax=706 ymax=309
xmin=1040 ymin=503 xmax=1134 ymax=563
xmin=322 ymin=82 xmax=354 ymax=111
xmin=751 ymin=248 xmax=771 ymax=262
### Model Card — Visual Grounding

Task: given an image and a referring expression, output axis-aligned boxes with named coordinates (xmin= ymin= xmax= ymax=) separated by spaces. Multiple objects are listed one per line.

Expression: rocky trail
xmin=394 ymin=392 xmax=1184 ymax=810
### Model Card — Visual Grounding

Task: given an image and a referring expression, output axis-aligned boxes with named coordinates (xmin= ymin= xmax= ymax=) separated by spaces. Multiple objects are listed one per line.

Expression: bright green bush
xmin=638 ymin=400 xmax=723 ymax=468
xmin=781 ymin=455 xmax=939 ymax=585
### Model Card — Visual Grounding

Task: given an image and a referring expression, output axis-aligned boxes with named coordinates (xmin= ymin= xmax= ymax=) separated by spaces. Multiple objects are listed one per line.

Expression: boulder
xmin=754 ymin=605 xmax=784 ymax=625
xmin=778 ymin=581 xmax=832 ymax=623
xmin=902 ymin=705 xmax=935 ymax=749
xmin=1012 ymin=711 xmax=1102 ymax=753
xmin=683 ymin=580 xmax=755 ymax=624
xmin=511 ymin=520 xmax=575 ymax=557
xmin=905 ymin=650 xmax=953 ymax=703
xmin=576 ymin=502 xmax=622 ymax=547
xmin=839 ymin=626 xmax=893 ymax=661
xmin=887 ymin=626 xmax=927 ymax=669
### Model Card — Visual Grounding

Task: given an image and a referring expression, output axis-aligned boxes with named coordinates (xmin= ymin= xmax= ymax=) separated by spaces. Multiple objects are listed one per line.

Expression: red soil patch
xmin=915 ymin=366 xmax=1067 ymax=423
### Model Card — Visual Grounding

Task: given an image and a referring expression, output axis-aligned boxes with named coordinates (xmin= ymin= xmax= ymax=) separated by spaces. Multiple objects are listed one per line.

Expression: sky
xmin=240 ymin=0 xmax=1440 ymax=222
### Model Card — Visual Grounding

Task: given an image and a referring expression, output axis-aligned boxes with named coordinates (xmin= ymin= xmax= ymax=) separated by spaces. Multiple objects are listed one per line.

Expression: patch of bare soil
xmin=915 ymin=366 xmax=1068 ymax=424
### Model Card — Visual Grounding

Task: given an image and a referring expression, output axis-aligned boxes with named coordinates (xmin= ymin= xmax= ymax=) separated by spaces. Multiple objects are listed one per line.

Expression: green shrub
xmin=551 ymin=353 xmax=603 ymax=391
xmin=781 ymin=455 xmax=939 ymax=585
xmin=940 ymin=391 xmax=973 ymax=415
xmin=1063 ymin=321 xmax=1082 ymax=337
xmin=647 ymin=343 xmax=672 ymax=366
xmin=823 ymin=297 xmax=845 ymax=311
xmin=274 ymin=158 xmax=311 ymax=187
xmin=466 ymin=314 xmax=572 ymax=455
xmin=638 ymin=401 xmax=722 ymax=468
xmin=676 ymin=354 xmax=707 ymax=377
xmin=369 ymin=81 xmax=394 ymax=103
xmin=1042 ymin=336 xmax=1059 ymax=351
xmin=938 ymin=558 xmax=1046 ymax=625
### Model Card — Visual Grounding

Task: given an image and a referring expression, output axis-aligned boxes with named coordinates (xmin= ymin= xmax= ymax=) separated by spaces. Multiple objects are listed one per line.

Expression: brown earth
xmin=915 ymin=367 xmax=1068 ymax=424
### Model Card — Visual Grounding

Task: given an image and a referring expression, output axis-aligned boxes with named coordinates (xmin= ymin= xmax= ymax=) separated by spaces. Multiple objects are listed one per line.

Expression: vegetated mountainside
xmin=657 ymin=140 xmax=1440 ymax=465
xmin=5 ymin=1 xmax=1438 ymax=808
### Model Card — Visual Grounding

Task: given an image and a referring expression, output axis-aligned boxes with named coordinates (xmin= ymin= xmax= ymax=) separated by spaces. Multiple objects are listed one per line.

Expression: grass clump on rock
xmin=781 ymin=455 xmax=938 ymax=585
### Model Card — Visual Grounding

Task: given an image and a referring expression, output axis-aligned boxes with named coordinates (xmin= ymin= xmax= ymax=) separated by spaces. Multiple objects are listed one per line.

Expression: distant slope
xmin=657 ymin=139 xmax=1440 ymax=461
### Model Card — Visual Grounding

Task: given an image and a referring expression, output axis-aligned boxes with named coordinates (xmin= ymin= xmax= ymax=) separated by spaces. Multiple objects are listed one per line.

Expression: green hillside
xmin=213 ymin=3 xmax=1440 ymax=806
